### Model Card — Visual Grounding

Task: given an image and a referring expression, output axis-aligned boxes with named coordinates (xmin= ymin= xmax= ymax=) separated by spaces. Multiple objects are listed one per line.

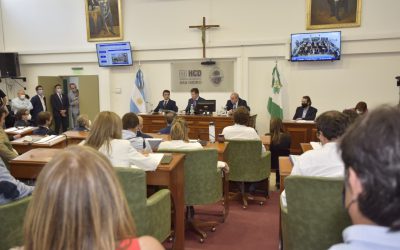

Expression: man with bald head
xmin=11 ymin=89 xmax=33 ymax=115
xmin=225 ymin=92 xmax=250 ymax=115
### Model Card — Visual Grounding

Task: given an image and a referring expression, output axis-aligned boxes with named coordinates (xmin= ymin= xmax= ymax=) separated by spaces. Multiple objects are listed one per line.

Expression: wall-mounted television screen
xmin=291 ymin=31 xmax=341 ymax=62
xmin=96 ymin=42 xmax=133 ymax=67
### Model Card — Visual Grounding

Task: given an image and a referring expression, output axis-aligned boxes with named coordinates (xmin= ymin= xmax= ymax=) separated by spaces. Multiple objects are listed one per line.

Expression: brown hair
xmin=122 ymin=112 xmax=139 ymax=130
xmin=76 ymin=114 xmax=90 ymax=128
xmin=36 ymin=111 xmax=52 ymax=126
xmin=170 ymin=117 xmax=189 ymax=141
xmin=270 ymin=117 xmax=285 ymax=144
xmin=85 ymin=111 xmax=122 ymax=152
xmin=23 ymin=146 xmax=136 ymax=250
xmin=233 ymin=106 xmax=250 ymax=125
xmin=15 ymin=108 xmax=29 ymax=121
xmin=355 ymin=101 xmax=368 ymax=114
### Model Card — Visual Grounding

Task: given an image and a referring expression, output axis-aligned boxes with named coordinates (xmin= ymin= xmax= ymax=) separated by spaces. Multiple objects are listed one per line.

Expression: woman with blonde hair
xmin=74 ymin=114 xmax=91 ymax=131
xmin=269 ymin=117 xmax=291 ymax=188
xmin=22 ymin=146 xmax=164 ymax=250
xmin=85 ymin=111 xmax=159 ymax=171
xmin=158 ymin=117 xmax=202 ymax=150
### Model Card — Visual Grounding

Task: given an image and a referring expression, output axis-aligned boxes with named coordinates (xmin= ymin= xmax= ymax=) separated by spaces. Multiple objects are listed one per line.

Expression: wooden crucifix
xmin=189 ymin=17 xmax=220 ymax=58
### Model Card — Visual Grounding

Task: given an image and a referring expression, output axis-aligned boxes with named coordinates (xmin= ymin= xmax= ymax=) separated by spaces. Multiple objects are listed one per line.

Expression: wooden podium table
xmin=141 ymin=114 xmax=234 ymax=141
xmin=11 ymin=135 xmax=67 ymax=154
xmin=283 ymin=121 xmax=318 ymax=155
xmin=63 ymin=131 xmax=89 ymax=145
xmin=10 ymin=149 xmax=186 ymax=250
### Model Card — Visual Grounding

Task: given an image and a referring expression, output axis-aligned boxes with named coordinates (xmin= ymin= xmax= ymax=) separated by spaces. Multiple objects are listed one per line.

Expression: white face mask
xmin=56 ymin=88 xmax=62 ymax=94
xmin=37 ymin=90 xmax=43 ymax=95
xmin=27 ymin=114 xmax=32 ymax=120
xmin=19 ymin=95 xmax=25 ymax=100
xmin=356 ymin=110 xmax=362 ymax=115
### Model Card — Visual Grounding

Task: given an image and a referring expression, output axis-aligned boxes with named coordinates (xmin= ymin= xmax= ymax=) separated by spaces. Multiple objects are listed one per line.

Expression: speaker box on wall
xmin=0 ymin=53 xmax=21 ymax=78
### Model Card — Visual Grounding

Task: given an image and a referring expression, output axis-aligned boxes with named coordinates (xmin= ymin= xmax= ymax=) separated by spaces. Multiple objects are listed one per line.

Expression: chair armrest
xmin=145 ymin=189 xmax=171 ymax=242
xmin=280 ymin=197 xmax=290 ymax=250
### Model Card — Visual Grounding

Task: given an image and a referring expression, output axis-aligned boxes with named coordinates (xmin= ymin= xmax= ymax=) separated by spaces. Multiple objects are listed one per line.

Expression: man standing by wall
xmin=50 ymin=84 xmax=69 ymax=134
xmin=68 ymin=83 xmax=80 ymax=128
xmin=30 ymin=85 xmax=47 ymax=125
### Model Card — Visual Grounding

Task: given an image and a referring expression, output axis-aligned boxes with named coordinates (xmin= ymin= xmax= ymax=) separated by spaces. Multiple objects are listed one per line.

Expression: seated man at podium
xmin=153 ymin=90 xmax=178 ymax=113
xmin=225 ymin=92 xmax=250 ymax=115
xmin=184 ymin=88 xmax=205 ymax=114
xmin=293 ymin=96 xmax=318 ymax=121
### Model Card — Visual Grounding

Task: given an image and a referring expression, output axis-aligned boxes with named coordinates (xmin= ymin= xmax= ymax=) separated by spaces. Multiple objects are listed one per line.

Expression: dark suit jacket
xmin=33 ymin=126 xmax=56 ymax=136
xmin=50 ymin=93 xmax=69 ymax=118
xmin=30 ymin=95 xmax=47 ymax=124
xmin=185 ymin=97 xmax=206 ymax=113
xmin=225 ymin=98 xmax=250 ymax=111
xmin=293 ymin=106 xmax=318 ymax=121
xmin=159 ymin=125 xmax=171 ymax=135
xmin=154 ymin=99 xmax=178 ymax=112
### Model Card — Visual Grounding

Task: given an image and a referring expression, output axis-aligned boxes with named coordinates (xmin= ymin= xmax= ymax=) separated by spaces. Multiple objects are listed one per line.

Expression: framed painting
xmin=306 ymin=0 xmax=362 ymax=30
xmin=85 ymin=0 xmax=123 ymax=42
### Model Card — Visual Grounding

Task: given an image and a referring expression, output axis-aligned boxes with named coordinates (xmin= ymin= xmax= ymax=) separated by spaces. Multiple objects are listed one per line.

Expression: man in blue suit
xmin=30 ymin=85 xmax=47 ymax=125
xmin=184 ymin=88 xmax=205 ymax=114
xmin=293 ymin=96 xmax=318 ymax=121
xmin=153 ymin=90 xmax=178 ymax=112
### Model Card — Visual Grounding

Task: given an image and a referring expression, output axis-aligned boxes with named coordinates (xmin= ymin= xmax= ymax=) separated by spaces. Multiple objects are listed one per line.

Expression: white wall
xmin=1 ymin=0 xmax=399 ymax=135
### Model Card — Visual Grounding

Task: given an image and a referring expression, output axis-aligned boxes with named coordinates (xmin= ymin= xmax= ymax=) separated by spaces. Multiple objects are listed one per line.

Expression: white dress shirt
xmin=281 ymin=142 xmax=344 ymax=207
xmin=98 ymin=139 xmax=159 ymax=171
xmin=222 ymin=124 xmax=266 ymax=156
xmin=11 ymin=97 xmax=33 ymax=114
xmin=39 ymin=95 xmax=46 ymax=111
xmin=122 ymin=130 xmax=152 ymax=153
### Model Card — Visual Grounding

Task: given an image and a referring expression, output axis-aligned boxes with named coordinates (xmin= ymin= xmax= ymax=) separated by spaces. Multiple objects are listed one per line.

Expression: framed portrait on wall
xmin=85 ymin=0 xmax=123 ymax=42
xmin=306 ymin=0 xmax=362 ymax=30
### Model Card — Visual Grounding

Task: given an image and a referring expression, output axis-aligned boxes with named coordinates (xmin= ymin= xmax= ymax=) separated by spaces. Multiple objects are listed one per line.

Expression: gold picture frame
xmin=306 ymin=0 xmax=362 ymax=30
xmin=85 ymin=0 xmax=123 ymax=42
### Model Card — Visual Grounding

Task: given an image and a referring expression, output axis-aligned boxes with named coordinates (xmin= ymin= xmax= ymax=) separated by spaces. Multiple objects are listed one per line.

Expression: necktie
xmin=193 ymin=100 xmax=196 ymax=107
xmin=164 ymin=101 xmax=167 ymax=108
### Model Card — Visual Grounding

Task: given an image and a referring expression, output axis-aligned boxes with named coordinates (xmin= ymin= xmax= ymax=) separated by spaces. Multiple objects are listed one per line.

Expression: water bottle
xmin=209 ymin=122 xmax=216 ymax=143
xmin=190 ymin=104 xmax=194 ymax=115
xmin=223 ymin=105 xmax=227 ymax=115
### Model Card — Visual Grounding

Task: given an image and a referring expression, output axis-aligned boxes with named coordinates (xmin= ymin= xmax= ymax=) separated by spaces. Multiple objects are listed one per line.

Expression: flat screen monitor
xmin=291 ymin=31 xmax=341 ymax=62
xmin=96 ymin=42 xmax=133 ymax=67
xmin=195 ymin=100 xmax=216 ymax=115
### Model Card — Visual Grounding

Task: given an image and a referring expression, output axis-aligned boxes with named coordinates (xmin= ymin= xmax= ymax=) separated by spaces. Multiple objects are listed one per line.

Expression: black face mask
xmin=301 ymin=103 xmax=308 ymax=108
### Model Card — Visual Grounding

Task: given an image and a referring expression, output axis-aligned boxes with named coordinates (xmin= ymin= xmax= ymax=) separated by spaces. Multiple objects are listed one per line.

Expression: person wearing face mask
xmin=68 ymin=83 xmax=80 ymax=128
xmin=10 ymin=89 xmax=33 ymax=115
xmin=30 ymin=85 xmax=47 ymax=126
xmin=14 ymin=109 xmax=31 ymax=127
xmin=292 ymin=95 xmax=318 ymax=121
xmin=329 ymin=106 xmax=400 ymax=250
xmin=354 ymin=101 xmax=368 ymax=115
xmin=50 ymin=84 xmax=69 ymax=134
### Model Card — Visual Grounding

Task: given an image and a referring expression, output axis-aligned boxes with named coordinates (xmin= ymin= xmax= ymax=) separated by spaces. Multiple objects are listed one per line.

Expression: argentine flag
xmin=267 ymin=63 xmax=283 ymax=119
xmin=130 ymin=68 xmax=147 ymax=113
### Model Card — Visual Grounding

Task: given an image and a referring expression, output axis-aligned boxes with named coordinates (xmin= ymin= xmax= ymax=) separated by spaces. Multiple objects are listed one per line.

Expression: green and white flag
xmin=267 ymin=64 xmax=283 ymax=119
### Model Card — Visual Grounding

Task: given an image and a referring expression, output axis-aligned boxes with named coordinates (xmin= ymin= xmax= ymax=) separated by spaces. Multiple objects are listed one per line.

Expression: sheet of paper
xmin=310 ymin=141 xmax=322 ymax=150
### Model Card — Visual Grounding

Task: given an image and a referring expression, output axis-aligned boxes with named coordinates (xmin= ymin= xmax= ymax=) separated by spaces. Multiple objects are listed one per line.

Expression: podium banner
xmin=171 ymin=60 xmax=234 ymax=92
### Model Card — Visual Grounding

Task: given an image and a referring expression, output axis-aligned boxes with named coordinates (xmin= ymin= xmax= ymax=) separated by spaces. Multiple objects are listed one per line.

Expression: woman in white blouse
xmin=85 ymin=111 xmax=159 ymax=171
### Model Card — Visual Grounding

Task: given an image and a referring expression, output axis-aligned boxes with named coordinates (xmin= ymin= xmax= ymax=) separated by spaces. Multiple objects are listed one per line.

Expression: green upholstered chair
xmin=280 ymin=176 xmax=352 ymax=250
xmin=115 ymin=168 xmax=171 ymax=243
xmin=157 ymin=149 xmax=223 ymax=243
xmin=0 ymin=196 xmax=31 ymax=249
xmin=223 ymin=140 xmax=271 ymax=208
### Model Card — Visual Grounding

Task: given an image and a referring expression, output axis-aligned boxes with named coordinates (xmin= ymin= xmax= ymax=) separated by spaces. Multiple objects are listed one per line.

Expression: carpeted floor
xmin=166 ymin=189 xmax=280 ymax=250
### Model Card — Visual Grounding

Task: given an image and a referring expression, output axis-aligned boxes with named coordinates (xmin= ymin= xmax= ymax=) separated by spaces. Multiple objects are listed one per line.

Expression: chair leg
xmin=186 ymin=206 xmax=219 ymax=243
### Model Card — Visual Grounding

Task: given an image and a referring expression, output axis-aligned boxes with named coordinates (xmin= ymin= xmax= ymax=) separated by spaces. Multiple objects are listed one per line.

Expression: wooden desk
xmin=10 ymin=149 xmax=186 ymax=250
xmin=278 ymin=156 xmax=293 ymax=193
xmin=5 ymin=127 xmax=37 ymax=137
xmin=283 ymin=121 xmax=317 ymax=155
xmin=11 ymin=136 xmax=67 ymax=154
xmin=63 ymin=131 xmax=89 ymax=145
xmin=141 ymin=114 xmax=234 ymax=141
xmin=300 ymin=143 xmax=313 ymax=153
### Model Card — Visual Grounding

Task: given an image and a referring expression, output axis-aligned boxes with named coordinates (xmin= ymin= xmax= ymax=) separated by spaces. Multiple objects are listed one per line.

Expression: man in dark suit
xmin=50 ymin=84 xmax=69 ymax=134
xmin=30 ymin=85 xmax=47 ymax=125
xmin=293 ymin=96 xmax=318 ymax=121
xmin=153 ymin=90 xmax=178 ymax=112
xmin=225 ymin=92 xmax=250 ymax=115
xmin=184 ymin=88 xmax=205 ymax=114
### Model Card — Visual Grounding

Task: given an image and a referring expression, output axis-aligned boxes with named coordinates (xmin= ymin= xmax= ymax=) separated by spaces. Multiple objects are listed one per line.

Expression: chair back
xmin=223 ymin=140 xmax=271 ymax=182
xmin=247 ymin=114 xmax=257 ymax=129
xmin=0 ymin=197 xmax=31 ymax=249
xmin=284 ymin=176 xmax=351 ymax=250
xmin=158 ymin=149 xmax=222 ymax=206
xmin=115 ymin=168 xmax=148 ymax=236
